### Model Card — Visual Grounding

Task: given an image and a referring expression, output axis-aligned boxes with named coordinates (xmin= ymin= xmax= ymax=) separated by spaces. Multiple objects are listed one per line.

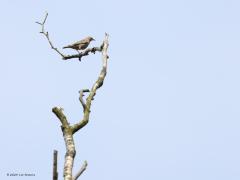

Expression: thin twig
xmin=73 ymin=161 xmax=88 ymax=180
xmin=36 ymin=12 xmax=65 ymax=58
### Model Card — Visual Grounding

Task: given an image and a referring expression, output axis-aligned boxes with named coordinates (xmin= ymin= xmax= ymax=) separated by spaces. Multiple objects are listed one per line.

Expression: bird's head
xmin=88 ymin=36 xmax=95 ymax=41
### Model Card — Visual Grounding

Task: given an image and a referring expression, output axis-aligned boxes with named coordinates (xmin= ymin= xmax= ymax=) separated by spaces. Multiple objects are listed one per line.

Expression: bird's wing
xmin=72 ymin=39 xmax=88 ymax=46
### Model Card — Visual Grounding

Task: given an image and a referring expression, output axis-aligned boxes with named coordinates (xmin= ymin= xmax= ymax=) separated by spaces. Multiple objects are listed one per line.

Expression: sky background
xmin=0 ymin=0 xmax=240 ymax=179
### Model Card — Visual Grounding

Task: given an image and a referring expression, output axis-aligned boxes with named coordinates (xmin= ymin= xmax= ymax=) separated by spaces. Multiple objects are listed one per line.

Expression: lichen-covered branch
xmin=52 ymin=107 xmax=69 ymax=128
xmin=51 ymin=34 xmax=109 ymax=180
xmin=79 ymin=89 xmax=90 ymax=111
xmin=72 ymin=33 xmax=109 ymax=134
xmin=52 ymin=107 xmax=76 ymax=180
xmin=62 ymin=131 xmax=76 ymax=180
xmin=36 ymin=12 xmax=102 ymax=61
xmin=39 ymin=12 xmax=110 ymax=180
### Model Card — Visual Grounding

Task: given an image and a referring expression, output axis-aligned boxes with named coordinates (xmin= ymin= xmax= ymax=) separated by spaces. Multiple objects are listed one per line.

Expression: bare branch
xmin=79 ymin=89 xmax=90 ymax=111
xmin=62 ymin=130 xmax=76 ymax=180
xmin=36 ymin=12 xmax=65 ymax=58
xmin=35 ymin=21 xmax=42 ymax=25
xmin=86 ymin=33 xmax=109 ymax=103
xmin=42 ymin=12 xmax=48 ymax=24
xmin=71 ymin=117 xmax=88 ymax=134
xmin=73 ymin=161 xmax=88 ymax=180
xmin=36 ymin=13 xmax=103 ymax=61
xmin=52 ymin=107 xmax=70 ymax=128
xmin=53 ymin=150 xmax=58 ymax=180
xmin=72 ymin=33 xmax=109 ymax=135
xmin=38 ymin=12 xmax=110 ymax=178
xmin=63 ymin=46 xmax=102 ymax=61
xmin=52 ymin=107 xmax=76 ymax=180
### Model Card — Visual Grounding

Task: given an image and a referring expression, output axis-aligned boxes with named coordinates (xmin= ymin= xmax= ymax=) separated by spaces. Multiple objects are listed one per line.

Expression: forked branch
xmin=36 ymin=12 xmax=65 ymax=58
xmin=72 ymin=33 xmax=109 ymax=134
xmin=79 ymin=89 xmax=90 ymax=111
xmin=51 ymin=33 xmax=109 ymax=179
xmin=39 ymin=12 xmax=110 ymax=180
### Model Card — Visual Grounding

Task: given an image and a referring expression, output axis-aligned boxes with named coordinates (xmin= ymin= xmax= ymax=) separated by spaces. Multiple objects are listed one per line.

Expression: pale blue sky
xmin=0 ymin=0 xmax=240 ymax=179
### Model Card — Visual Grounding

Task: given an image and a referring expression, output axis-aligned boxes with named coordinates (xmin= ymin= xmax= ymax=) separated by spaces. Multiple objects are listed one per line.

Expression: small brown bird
xmin=63 ymin=36 xmax=95 ymax=52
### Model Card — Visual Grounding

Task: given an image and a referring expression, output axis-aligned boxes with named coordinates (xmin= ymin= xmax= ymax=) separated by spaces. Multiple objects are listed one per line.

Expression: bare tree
xmin=36 ymin=13 xmax=109 ymax=180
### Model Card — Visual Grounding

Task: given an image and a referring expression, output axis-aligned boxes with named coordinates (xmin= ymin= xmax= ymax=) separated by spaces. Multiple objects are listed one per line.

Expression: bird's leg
xmin=75 ymin=50 xmax=82 ymax=61
xmin=75 ymin=50 xmax=81 ymax=55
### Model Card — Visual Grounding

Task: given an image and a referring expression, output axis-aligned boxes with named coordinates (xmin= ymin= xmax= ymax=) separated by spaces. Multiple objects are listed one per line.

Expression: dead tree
xmin=36 ymin=13 xmax=109 ymax=180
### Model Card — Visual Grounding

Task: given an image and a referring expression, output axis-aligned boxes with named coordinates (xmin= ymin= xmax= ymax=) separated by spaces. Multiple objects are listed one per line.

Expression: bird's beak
xmin=92 ymin=38 xmax=95 ymax=41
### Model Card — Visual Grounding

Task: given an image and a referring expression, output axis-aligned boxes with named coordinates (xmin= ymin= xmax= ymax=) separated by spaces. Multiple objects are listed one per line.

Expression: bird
xmin=63 ymin=36 xmax=95 ymax=53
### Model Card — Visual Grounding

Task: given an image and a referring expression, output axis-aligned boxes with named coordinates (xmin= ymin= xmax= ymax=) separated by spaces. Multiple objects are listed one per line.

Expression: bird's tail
xmin=63 ymin=45 xmax=74 ymax=49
